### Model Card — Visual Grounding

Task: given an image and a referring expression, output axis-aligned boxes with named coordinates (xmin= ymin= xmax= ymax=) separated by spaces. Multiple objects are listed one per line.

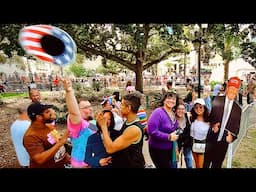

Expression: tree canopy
xmin=1 ymin=23 xmax=256 ymax=91
xmin=240 ymin=24 xmax=256 ymax=68
xmin=58 ymin=24 xmax=186 ymax=92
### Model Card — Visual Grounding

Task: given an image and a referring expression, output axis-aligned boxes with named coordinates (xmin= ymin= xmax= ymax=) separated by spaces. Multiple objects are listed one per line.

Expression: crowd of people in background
xmin=8 ymin=72 xmax=256 ymax=168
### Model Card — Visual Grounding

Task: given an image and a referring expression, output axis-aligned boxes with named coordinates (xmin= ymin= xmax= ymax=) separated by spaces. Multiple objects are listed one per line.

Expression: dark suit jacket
xmin=207 ymin=96 xmax=242 ymax=142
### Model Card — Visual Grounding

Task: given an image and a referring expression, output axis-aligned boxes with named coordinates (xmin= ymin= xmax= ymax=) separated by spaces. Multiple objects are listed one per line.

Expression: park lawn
xmin=231 ymin=127 xmax=256 ymax=168
xmin=0 ymin=92 xmax=28 ymax=98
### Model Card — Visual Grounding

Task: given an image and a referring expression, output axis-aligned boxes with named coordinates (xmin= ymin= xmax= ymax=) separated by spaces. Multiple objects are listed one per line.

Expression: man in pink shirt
xmin=62 ymin=78 xmax=97 ymax=168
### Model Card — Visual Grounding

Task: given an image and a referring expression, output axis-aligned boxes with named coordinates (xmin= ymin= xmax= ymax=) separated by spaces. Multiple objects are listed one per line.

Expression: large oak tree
xmin=58 ymin=24 xmax=186 ymax=92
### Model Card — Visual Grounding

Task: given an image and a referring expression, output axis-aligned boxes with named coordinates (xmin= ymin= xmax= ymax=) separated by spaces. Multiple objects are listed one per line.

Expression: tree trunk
xmin=224 ymin=60 xmax=229 ymax=81
xmin=184 ymin=53 xmax=186 ymax=82
xmin=154 ymin=65 xmax=158 ymax=76
xmin=135 ymin=59 xmax=143 ymax=93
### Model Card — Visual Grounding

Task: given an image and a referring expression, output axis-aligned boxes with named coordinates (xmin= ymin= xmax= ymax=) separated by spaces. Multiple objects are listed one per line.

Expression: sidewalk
xmin=143 ymin=139 xmax=190 ymax=168
xmin=142 ymin=139 xmax=155 ymax=168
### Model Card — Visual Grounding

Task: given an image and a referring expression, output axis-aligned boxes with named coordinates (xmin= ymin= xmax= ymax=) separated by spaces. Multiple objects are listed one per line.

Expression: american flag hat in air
xmin=19 ymin=25 xmax=76 ymax=66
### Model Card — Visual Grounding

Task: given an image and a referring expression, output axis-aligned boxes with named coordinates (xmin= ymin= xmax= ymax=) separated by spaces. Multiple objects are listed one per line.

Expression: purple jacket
xmin=148 ymin=107 xmax=178 ymax=150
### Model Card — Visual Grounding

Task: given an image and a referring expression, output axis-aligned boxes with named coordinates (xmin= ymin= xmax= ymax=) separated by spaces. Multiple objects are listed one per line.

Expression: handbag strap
xmin=192 ymin=120 xmax=195 ymax=142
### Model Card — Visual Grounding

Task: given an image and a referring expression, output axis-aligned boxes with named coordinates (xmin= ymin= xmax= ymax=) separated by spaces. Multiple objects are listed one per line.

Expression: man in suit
xmin=203 ymin=76 xmax=242 ymax=168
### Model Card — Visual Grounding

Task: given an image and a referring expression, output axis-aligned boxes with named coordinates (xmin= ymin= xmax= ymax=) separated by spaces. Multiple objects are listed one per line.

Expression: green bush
xmin=52 ymin=105 xmax=68 ymax=125
xmin=74 ymin=85 xmax=117 ymax=103
xmin=210 ymin=81 xmax=222 ymax=91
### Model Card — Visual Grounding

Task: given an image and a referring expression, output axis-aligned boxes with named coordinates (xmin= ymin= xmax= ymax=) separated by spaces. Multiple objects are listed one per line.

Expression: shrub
xmin=210 ymin=80 xmax=222 ymax=91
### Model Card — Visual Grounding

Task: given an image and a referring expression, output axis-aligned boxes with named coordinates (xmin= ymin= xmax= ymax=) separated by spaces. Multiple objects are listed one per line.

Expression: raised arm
xmin=62 ymin=78 xmax=81 ymax=125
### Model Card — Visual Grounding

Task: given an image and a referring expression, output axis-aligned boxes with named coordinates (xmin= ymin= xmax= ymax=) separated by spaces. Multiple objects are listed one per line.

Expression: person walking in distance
xmin=203 ymin=76 xmax=242 ymax=168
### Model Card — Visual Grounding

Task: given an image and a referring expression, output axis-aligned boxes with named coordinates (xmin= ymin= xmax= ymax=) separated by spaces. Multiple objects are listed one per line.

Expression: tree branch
xmin=143 ymin=47 xmax=181 ymax=70
xmin=116 ymin=49 xmax=136 ymax=55
xmin=76 ymin=41 xmax=136 ymax=71
xmin=143 ymin=24 xmax=150 ymax=50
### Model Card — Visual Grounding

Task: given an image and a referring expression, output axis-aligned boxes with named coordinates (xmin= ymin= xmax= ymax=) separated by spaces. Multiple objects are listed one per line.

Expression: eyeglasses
xmin=79 ymin=105 xmax=92 ymax=109
xmin=177 ymin=108 xmax=185 ymax=110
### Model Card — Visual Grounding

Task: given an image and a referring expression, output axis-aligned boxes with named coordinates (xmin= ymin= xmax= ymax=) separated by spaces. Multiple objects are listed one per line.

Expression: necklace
xmin=167 ymin=111 xmax=175 ymax=122
xmin=163 ymin=107 xmax=176 ymax=122
xmin=178 ymin=117 xmax=186 ymax=129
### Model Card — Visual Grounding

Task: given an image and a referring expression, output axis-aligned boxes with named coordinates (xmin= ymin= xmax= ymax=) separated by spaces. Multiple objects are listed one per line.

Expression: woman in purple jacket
xmin=147 ymin=91 xmax=179 ymax=168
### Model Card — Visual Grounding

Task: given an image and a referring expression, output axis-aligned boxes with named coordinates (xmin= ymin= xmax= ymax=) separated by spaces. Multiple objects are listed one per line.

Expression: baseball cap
xmin=27 ymin=102 xmax=53 ymax=119
xmin=228 ymin=76 xmax=241 ymax=89
xmin=194 ymin=98 xmax=206 ymax=106
xmin=100 ymin=98 xmax=109 ymax=105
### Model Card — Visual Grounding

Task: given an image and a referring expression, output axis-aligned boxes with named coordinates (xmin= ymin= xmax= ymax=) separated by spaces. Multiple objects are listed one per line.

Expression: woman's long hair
xmin=96 ymin=110 xmax=115 ymax=132
xmin=190 ymin=105 xmax=209 ymax=122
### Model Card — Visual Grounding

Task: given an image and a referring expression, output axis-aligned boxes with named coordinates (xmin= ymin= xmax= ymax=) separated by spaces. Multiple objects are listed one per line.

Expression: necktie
xmin=217 ymin=100 xmax=231 ymax=141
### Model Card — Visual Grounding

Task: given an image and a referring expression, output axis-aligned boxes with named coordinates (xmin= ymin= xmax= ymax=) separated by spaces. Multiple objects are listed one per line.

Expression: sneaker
xmin=145 ymin=164 xmax=155 ymax=168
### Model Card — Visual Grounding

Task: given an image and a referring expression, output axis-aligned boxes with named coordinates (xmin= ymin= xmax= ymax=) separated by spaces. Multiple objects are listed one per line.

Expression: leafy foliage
xmin=0 ymin=23 xmax=187 ymax=92
xmin=51 ymin=105 xmax=68 ymax=125
xmin=240 ymin=24 xmax=256 ymax=68
xmin=0 ymin=52 xmax=7 ymax=63
xmin=2 ymin=23 xmax=256 ymax=90
xmin=97 ymin=59 xmax=124 ymax=75
xmin=0 ymin=24 xmax=26 ymax=57
xmin=206 ymin=24 xmax=242 ymax=60
xmin=206 ymin=24 xmax=244 ymax=80
xmin=68 ymin=53 xmax=95 ymax=77
xmin=59 ymin=24 xmax=185 ymax=92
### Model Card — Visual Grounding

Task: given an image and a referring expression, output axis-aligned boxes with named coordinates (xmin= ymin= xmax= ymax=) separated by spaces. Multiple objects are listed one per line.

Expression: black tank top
xmin=111 ymin=119 xmax=145 ymax=168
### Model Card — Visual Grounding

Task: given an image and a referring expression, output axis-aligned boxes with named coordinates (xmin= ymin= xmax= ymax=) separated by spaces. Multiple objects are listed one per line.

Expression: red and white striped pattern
xmin=19 ymin=25 xmax=54 ymax=63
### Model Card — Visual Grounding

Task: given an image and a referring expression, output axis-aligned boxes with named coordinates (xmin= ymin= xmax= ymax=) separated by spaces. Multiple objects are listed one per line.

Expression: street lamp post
xmin=192 ymin=24 xmax=208 ymax=98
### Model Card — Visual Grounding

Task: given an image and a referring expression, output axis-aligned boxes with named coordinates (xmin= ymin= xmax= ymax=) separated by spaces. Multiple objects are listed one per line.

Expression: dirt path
xmin=0 ymin=98 xmax=32 ymax=168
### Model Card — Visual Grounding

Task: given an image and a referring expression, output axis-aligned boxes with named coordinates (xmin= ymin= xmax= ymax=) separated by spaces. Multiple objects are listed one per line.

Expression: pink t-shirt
xmin=67 ymin=117 xmax=89 ymax=138
xmin=67 ymin=117 xmax=92 ymax=168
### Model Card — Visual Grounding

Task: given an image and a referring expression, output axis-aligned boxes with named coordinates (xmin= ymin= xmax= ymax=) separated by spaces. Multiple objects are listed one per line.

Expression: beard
xmin=44 ymin=119 xmax=55 ymax=124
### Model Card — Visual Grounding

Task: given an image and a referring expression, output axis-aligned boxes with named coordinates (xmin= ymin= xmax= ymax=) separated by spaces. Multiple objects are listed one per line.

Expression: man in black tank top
xmin=96 ymin=93 xmax=145 ymax=168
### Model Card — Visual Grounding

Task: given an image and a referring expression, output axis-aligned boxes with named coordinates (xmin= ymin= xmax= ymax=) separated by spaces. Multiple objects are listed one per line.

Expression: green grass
xmin=231 ymin=127 xmax=256 ymax=168
xmin=0 ymin=92 xmax=28 ymax=98
xmin=232 ymin=160 xmax=242 ymax=167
